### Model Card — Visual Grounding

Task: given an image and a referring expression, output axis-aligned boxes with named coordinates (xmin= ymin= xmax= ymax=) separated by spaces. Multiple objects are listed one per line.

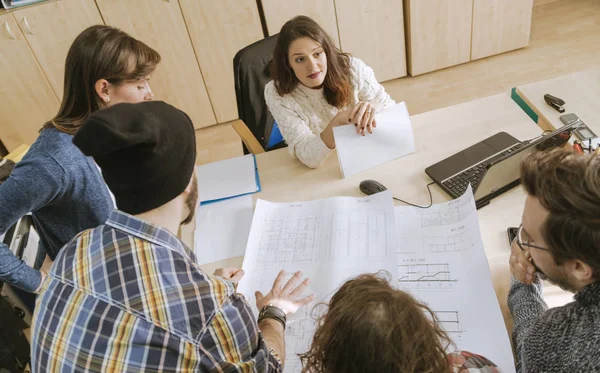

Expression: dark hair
xmin=300 ymin=272 xmax=451 ymax=373
xmin=42 ymin=25 xmax=161 ymax=135
xmin=521 ymin=149 xmax=600 ymax=279
xmin=271 ymin=16 xmax=352 ymax=109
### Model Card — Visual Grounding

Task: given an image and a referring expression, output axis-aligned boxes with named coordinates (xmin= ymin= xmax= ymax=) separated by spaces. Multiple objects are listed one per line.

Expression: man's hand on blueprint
xmin=256 ymin=270 xmax=316 ymax=315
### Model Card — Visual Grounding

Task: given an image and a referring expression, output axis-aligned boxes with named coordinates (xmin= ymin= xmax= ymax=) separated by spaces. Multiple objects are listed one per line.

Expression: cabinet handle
xmin=22 ymin=17 xmax=33 ymax=35
xmin=4 ymin=21 xmax=16 ymax=40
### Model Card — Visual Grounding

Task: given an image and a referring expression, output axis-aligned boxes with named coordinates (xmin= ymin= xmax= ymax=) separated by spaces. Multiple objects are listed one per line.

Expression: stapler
xmin=544 ymin=94 xmax=565 ymax=113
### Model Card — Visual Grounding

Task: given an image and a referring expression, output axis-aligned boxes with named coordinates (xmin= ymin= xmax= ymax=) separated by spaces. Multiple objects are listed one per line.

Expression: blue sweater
xmin=0 ymin=128 xmax=113 ymax=292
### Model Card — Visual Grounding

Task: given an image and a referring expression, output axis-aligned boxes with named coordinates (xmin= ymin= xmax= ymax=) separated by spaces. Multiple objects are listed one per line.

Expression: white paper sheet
xmin=194 ymin=194 xmax=253 ymax=265
xmin=237 ymin=191 xmax=397 ymax=372
xmin=333 ymin=102 xmax=415 ymax=178
xmin=395 ymin=186 xmax=515 ymax=373
xmin=196 ymin=154 xmax=259 ymax=203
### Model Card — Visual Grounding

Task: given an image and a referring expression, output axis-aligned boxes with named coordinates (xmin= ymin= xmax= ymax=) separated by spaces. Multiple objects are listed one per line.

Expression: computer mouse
xmin=359 ymin=179 xmax=388 ymax=196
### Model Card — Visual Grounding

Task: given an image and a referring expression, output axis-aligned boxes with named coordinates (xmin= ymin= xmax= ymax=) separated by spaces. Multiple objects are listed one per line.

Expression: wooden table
xmin=182 ymin=93 xmax=544 ymax=338
xmin=515 ymin=69 xmax=600 ymax=132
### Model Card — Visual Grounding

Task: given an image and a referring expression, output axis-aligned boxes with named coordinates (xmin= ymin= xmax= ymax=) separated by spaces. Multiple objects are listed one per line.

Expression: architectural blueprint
xmin=237 ymin=187 xmax=514 ymax=372
xmin=395 ymin=186 xmax=515 ymax=373
xmin=237 ymin=191 xmax=397 ymax=372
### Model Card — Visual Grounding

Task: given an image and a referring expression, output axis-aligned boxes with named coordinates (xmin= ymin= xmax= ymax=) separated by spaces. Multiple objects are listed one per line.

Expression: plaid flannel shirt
xmin=31 ymin=210 xmax=281 ymax=372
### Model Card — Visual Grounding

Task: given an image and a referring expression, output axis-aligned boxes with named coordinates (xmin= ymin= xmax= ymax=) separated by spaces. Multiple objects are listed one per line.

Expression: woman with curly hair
xmin=300 ymin=273 xmax=501 ymax=373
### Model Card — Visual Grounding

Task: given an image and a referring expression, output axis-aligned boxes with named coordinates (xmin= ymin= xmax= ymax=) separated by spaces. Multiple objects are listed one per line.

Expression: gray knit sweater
xmin=508 ymin=277 xmax=600 ymax=372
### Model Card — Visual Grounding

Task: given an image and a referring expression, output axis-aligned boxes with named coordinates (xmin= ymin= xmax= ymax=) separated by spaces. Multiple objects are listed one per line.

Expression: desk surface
xmin=516 ymin=69 xmax=600 ymax=132
xmin=182 ymin=93 xmax=548 ymax=337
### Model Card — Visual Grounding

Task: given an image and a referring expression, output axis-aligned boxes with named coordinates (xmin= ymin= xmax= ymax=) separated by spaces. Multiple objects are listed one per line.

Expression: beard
xmin=538 ymin=265 xmax=579 ymax=293
xmin=181 ymin=174 xmax=198 ymax=225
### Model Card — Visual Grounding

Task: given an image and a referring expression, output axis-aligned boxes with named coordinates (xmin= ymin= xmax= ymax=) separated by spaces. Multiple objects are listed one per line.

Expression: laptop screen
xmin=473 ymin=120 xmax=583 ymax=201
xmin=473 ymin=147 xmax=530 ymax=200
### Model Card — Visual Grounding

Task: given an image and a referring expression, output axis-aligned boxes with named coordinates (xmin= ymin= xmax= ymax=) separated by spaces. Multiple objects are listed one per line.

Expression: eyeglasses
xmin=516 ymin=224 xmax=550 ymax=252
xmin=534 ymin=129 xmax=574 ymax=151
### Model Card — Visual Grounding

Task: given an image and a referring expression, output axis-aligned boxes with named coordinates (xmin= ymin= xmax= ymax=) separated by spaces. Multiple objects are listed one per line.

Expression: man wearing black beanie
xmin=30 ymin=101 xmax=313 ymax=372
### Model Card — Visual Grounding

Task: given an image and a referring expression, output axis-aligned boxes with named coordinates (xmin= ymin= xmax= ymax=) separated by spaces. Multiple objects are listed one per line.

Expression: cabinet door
xmin=13 ymin=0 xmax=104 ymax=101
xmin=261 ymin=0 xmax=339 ymax=46
xmin=95 ymin=0 xmax=216 ymax=128
xmin=405 ymin=0 xmax=472 ymax=76
xmin=335 ymin=0 xmax=407 ymax=82
xmin=471 ymin=0 xmax=534 ymax=60
xmin=0 ymin=14 xmax=58 ymax=151
xmin=179 ymin=0 xmax=263 ymax=123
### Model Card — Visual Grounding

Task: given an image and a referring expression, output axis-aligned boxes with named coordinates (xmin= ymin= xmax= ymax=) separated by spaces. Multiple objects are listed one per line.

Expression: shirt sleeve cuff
xmin=21 ymin=268 xmax=43 ymax=293
xmin=267 ymin=348 xmax=283 ymax=372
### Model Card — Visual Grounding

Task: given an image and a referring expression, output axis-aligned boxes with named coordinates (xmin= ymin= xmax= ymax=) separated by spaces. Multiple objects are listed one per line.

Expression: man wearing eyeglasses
xmin=508 ymin=149 xmax=600 ymax=373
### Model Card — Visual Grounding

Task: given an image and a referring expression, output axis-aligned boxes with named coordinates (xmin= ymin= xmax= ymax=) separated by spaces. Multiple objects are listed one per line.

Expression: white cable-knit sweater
xmin=264 ymin=57 xmax=395 ymax=168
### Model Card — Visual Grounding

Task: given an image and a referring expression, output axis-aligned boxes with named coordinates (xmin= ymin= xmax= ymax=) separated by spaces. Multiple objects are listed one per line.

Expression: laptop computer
xmin=425 ymin=121 xmax=582 ymax=208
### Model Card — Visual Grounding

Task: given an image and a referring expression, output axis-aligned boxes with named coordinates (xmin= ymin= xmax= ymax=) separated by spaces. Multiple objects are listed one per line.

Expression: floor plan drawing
xmin=420 ymin=200 xmax=474 ymax=227
xmin=435 ymin=311 xmax=463 ymax=333
xmin=329 ymin=212 xmax=388 ymax=260
xmin=238 ymin=192 xmax=397 ymax=371
xmin=423 ymin=231 xmax=474 ymax=253
xmin=393 ymin=186 xmax=516 ymax=373
xmin=256 ymin=215 xmax=319 ymax=264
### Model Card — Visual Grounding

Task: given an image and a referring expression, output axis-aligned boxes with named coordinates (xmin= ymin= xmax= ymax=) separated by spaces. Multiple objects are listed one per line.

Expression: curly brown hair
xmin=271 ymin=16 xmax=352 ymax=109
xmin=300 ymin=272 xmax=452 ymax=373
xmin=521 ymin=149 xmax=600 ymax=279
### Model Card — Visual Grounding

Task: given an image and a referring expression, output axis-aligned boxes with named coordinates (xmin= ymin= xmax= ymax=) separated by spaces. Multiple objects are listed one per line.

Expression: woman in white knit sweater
xmin=265 ymin=16 xmax=395 ymax=168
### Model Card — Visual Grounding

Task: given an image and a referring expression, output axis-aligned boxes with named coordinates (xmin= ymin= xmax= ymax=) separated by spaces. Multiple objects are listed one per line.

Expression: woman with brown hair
xmin=0 ymin=25 xmax=160 ymax=294
xmin=265 ymin=16 xmax=395 ymax=168
xmin=300 ymin=273 xmax=501 ymax=373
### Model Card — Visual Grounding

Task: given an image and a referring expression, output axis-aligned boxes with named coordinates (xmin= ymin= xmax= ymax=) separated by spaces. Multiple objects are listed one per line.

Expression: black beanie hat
xmin=73 ymin=101 xmax=196 ymax=215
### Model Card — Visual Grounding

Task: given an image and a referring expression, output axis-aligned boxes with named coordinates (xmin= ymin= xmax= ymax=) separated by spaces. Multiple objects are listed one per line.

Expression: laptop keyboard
xmin=442 ymin=142 xmax=524 ymax=196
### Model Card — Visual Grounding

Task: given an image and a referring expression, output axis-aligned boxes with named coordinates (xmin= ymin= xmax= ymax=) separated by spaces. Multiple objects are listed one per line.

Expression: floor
xmin=194 ymin=0 xmax=600 ymax=166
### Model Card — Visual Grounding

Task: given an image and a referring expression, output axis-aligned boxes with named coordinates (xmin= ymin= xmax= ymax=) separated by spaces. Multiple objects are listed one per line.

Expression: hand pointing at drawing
xmin=256 ymin=270 xmax=315 ymax=315
xmin=255 ymin=270 xmax=315 ymax=368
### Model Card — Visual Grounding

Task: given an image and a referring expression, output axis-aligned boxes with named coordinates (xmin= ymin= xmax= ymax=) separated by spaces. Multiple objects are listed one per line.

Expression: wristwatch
xmin=258 ymin=304 xmax=287 ymax=330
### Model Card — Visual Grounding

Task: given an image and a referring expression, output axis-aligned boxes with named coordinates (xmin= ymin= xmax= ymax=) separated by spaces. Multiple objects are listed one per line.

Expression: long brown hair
xmin=271 ymin=16 xmax=352 ymax=109
xmin=42 ymin=25 xmax=161 ymax=135
xmin=521 ymin=149 xmax=600 ymax=279
xmin=300 ymin=272 xmax=451 ymax=373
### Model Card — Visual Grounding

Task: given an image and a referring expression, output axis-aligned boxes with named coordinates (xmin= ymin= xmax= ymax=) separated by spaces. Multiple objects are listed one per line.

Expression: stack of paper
xmin=193 ymin=155 xmax=261 ymax=265
xmin=194 ymin=194 xmax=253 ymax=265
xmin=196 ymin=154 xmax=260 ymax=204
xmin=394 ymin=187 xmax=514 ymax=373
xmin=237 ymin=192 xmax=398 ymax=372
xmin=237 ymin=188 xmax=515 ymax=373
xmin=333 ymin=102 xmax=415 ymax=178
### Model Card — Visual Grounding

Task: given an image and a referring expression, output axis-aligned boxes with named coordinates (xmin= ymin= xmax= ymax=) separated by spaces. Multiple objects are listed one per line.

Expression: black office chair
xmin=232 ymin=34 xmax=287 ymax=154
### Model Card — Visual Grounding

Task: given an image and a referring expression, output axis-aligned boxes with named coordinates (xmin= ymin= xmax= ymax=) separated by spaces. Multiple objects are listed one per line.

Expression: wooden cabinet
xmin=471 ymin=0 xmax=534 ymax=60
xmin=13 ymin=0 xmax=104 ymax=100
xmin=261 ymin=0 xmax=339 ymax=45
xmin=95 ymin=0 xmax=216 ymax=129
xmin=0 ymin=13 xmax=58 ymax=151
xmin=404 ymin=0 xmax=473 ymax=76
xmin=179 ymin=0 xmax=263 ymax=123
xmin=335 ymin=0 xmax=406 ymax=82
